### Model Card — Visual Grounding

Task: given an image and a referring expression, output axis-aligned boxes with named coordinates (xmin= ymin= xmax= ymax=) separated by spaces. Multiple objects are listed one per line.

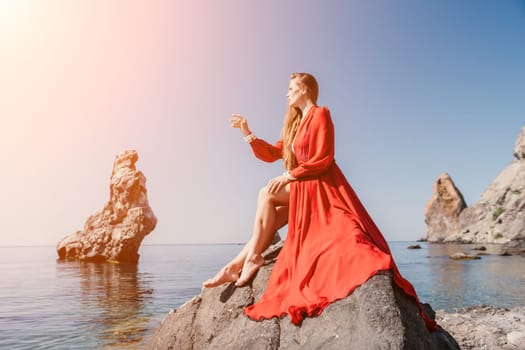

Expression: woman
xmin=204 ymin=72 xmax=437 ymax=331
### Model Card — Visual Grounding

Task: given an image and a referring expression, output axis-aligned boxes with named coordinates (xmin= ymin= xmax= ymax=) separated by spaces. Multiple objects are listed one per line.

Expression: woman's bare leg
xmin=235 ymin=184 xmax=290 ymax=286
xmin=203 ymin=185 xmax=289 ymax=288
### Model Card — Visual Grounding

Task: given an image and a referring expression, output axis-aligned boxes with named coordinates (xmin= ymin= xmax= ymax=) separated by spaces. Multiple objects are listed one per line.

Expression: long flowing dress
xmin=243 ymin=105 xmax=437 ymax=332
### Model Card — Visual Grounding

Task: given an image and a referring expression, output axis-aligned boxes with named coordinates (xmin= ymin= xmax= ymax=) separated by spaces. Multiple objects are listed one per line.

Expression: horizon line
xmin=0 ymin=240 xmax=425 ymax=248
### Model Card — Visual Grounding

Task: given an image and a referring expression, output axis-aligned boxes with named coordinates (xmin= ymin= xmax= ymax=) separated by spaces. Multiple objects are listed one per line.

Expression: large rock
xmin=425 ymin=126 xmax=525 ymax=244
xmin=57 ymin=150 xmax=157 ymax=263
xmin=424 ymin=173 xmax=467 ymax=242
xmin=147 ymin=241 xmax=459 ymax=350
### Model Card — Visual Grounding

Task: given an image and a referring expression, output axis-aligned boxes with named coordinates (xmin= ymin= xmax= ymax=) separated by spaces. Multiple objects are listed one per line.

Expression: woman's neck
xmin=301 ymin=101 xmax=315 ymax=119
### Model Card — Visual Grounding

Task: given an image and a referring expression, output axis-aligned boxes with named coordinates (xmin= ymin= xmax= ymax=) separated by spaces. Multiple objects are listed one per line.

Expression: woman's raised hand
xmin=230 ymin=114 xmax=251 ymax=136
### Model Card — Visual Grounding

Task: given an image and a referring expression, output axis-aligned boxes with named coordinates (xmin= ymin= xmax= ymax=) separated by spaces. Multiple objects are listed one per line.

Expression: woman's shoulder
xmin=314 ymin=105 xmax=331 ymax=115
xmin=312 ymin=105 xmax=332 ymax=122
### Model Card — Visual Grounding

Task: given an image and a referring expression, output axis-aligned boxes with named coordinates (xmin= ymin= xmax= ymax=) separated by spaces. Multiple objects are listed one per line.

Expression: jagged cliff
xmin=425 ymin=126 xmax=525 ymax=244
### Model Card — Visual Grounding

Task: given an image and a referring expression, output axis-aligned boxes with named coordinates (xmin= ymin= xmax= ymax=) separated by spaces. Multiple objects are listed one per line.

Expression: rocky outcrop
xmin=424 ymin=174 xmax=467 ymax=242
xmin=437 ymin=305 xmax=525 ymax=350
xmin=449 ymin=252 xmax=481 ymax=260
xmin=425 ymin=126 xmax=525 ymax=244
xmin=407 ymin=244 xmax=422 ymax=249
xmin=147 ymin=241 xmax=459 ymax=350
xmin=514 ymin=125 xmax=525 ymax=160
xmin=57 ymin=150 xmax=157 ymax=263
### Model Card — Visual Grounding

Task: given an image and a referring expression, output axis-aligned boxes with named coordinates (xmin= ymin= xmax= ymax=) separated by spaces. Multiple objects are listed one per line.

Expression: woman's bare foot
xmin=235 ymin=254 xmax=265 ymax=287
xmin=203 ymin=266 xmax=240 ymax=288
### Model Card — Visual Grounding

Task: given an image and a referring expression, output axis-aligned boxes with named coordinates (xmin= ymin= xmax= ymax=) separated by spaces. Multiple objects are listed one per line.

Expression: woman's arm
xmin=289 ymin=107 xmax=335 ymax=179
xmin=230 ymin=113 xmax=283 ymax=163
xmin=249 ymin=138 xmax=283 ymax=163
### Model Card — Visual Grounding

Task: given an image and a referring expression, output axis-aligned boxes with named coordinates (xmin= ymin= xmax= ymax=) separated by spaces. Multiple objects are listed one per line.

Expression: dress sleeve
xmin=250 ymin=138 xmax=283 ymax=163
xmin=290 ymin=107 xmax=335 ymax=179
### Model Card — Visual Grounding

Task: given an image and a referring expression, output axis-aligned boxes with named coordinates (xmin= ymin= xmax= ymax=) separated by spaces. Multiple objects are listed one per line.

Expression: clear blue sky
xmin=1 ymin=0 xmax=523 ymax=246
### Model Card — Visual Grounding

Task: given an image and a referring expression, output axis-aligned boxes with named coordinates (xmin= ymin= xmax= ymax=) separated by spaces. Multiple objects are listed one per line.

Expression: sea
xmin=0 ymin=242 xmax=524 ymax=350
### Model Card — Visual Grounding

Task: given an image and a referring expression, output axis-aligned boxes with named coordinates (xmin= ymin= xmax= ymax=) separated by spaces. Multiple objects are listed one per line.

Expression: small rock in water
xmin=498 ymin=251 xmax=512 ymax=257
xmin=501 ymin=239 xmax=525 ymax=255
xmin=449 ymin=252 xmax=481 ymax=260
xmin=407 ymin=244 xmax=422 ymax=249
xmin=471 ymin=246 xmax=486 ymax=251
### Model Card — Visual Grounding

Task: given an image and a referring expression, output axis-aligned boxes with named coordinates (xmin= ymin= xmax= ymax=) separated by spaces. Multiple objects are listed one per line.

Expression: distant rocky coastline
xmin=424 ymin=125 xmax=525 ymax=251
xmin=56 ymin=150 xmax=157 ymax=263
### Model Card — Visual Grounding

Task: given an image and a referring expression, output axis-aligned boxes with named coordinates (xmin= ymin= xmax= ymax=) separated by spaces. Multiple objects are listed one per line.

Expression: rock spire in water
xmin=424 ymin=173 xmax=467 ymax=242
xmin=57 ymin=150 xmax=157 ymax=263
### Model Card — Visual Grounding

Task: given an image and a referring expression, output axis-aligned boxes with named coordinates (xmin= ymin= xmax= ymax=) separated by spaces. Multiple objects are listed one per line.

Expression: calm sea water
xmin=0 ymin=242 xmax=524 ymax=349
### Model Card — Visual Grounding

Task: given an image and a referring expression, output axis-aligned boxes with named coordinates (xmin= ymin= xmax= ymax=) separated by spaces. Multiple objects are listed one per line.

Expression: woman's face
xmin=286 ymin=79 xmax=306 ymax=107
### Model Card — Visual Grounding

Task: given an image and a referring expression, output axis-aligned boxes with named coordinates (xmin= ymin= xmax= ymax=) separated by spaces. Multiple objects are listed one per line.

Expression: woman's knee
xmin=259 ymin=186 xmax=281 ymax=206
xmin=257 ymin=185 xmax=288 ymax=206
xmin=258 ymin=186 xmax=271 ymax=203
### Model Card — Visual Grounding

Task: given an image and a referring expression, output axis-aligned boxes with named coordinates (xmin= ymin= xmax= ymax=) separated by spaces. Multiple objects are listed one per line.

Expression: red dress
xmin=243 ymin=105 xmax=437 ymax=332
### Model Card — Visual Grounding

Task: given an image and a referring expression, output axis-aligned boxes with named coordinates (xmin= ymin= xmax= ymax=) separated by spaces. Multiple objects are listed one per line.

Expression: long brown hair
xmin=282 ymin=72 xmax=319 ymax=171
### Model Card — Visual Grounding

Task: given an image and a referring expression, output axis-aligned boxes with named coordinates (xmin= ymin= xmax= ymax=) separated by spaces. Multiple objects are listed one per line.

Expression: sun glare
xmin=0 ymin=0 xmax=36 ymax=36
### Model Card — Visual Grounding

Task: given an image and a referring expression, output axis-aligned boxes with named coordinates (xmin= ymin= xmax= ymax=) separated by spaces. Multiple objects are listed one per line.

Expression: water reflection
xmin=425 ymin=243 xmax=525 ymax=310
xmin=56 ymin=260 xmax=153 ymax=349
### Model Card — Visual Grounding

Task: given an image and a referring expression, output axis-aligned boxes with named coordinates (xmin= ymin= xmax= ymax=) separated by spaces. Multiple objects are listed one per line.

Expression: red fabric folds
xmin=244 ymin=106 xmax=438 ymax=332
